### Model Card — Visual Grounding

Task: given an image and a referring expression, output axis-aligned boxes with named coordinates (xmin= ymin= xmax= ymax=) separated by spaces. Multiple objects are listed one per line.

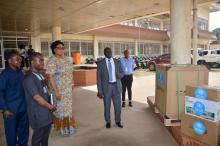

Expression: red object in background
xmin=148 ymin=54 xmax=171 ymax=71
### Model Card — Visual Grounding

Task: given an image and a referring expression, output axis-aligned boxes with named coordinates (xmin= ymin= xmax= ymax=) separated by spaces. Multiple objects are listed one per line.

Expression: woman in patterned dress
xmin=46 ymin=40 xmax=76 ymax=136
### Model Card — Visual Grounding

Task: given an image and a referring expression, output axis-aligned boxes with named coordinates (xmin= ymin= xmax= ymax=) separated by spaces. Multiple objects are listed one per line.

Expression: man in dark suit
xmin=97 ymin=47 xmax=124 ymax=129
xmin=23 ymin=52 xmax=56 ymax=146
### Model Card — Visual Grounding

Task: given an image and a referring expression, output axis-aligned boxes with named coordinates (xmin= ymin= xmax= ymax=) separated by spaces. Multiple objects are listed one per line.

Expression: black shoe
xmin=116 ymin=122 xmax=123 ymax=128
xmin=129 ymin=101 xmax=133 ymax=107
xmin=106 ymin=123 xmax=111 ymax=128
xmin=122 ymin=102 xmax=125 ymax=107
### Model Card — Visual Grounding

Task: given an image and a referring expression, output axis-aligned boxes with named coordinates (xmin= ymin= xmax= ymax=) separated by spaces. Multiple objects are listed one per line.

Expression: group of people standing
xmin=0 ymin=40 xmax=135 ymax=146
xmin=0 ymin=40 xmax=76 ymax=146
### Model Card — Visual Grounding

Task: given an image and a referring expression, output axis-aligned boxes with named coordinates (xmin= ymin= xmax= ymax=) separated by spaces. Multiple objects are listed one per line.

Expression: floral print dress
xmin=46 ymin=56 xmax=76 ymax=136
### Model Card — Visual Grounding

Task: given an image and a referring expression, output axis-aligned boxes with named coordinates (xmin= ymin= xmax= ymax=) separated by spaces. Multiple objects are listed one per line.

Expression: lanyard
xmin=32 ymin=72 xmax=48 ymax=94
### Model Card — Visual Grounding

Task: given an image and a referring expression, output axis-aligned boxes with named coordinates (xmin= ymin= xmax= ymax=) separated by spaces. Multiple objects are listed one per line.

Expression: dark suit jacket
xmin=97 ymin=58 xmax=123 ymax=96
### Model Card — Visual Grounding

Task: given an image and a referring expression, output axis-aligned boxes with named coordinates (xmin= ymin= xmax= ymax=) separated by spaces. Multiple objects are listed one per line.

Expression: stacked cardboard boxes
xmin=155 ymin=64 xmax=209 ymax=119
xmin=181 ymin=85 xmax=220 ymax=146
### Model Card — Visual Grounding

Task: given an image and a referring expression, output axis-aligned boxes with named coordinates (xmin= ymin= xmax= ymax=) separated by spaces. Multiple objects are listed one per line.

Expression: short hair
xmin=29 ymin=52 xmax=43 ymax=63
xmin=124 ymin=50 xmax=129 ymax=54
xmin=50 ymin=40 xmax=64 ymax=55
xmin=4 ymin=49 xmax=19 ymax=61
xmin=104 ymin=47 xmax=111 ymax=53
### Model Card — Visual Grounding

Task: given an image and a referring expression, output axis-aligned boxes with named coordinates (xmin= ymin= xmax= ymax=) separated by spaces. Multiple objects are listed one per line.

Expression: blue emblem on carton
xmin=193 ymin=121 xmax=206 ymax=135
xmin=193 ymin=101 xmax=205 ymax=116
xmin=158 ymin=72 xmax=164 ymax=86
xmin=194 ymin=88 xmax=207 ymax=99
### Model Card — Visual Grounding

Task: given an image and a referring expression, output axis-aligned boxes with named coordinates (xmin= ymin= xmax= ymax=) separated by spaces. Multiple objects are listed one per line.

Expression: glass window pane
xmin=70 ymin=41 xmax=80 ymax=53
xmin=88 ymin=42 xmax=93 ymax=55
xmin=138 ymin=43 xmax=144 ymax=55
xmin=114 ymin=43 xmax=120 ymax=56
xmin=41 ymin=41 xmax=50 ymax=57
xmin=98 ymin=42 xmax=104 ymax=56
xmin=81 ymin=42 xmax=88 ymax=55
xmin=129 ymin=43 xmax=135 ymax=55
xmin=63 ymin=41 xmax=70 ymax=56
xmin=3 ymin=41 xmax=17 ymax=49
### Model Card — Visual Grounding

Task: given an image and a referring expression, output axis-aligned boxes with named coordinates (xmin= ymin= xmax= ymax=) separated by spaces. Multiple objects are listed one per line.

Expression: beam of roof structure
xmin=0 ymin=0 xmax=219 ymax=34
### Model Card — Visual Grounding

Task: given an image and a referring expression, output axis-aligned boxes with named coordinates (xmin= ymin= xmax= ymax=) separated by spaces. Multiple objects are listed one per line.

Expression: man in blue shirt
xmin=120 ymin=50 xmax=135 ymax=107
xmin=0 ymin=49 xmax=29 ymax=146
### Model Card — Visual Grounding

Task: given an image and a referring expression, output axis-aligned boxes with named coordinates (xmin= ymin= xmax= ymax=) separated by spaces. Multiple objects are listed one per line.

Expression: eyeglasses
xmin=56 ymin=47 xmax=65 ymax=50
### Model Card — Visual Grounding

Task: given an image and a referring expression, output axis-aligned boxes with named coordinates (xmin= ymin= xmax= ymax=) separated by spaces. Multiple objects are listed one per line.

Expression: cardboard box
xmin=186 ymin=85 xmax=220 ymax=101
xmin=185 ymin=96 xmax=220 ymax=122
xmin=185 ymin=85 xmax=220 ymax=122
xmin=155 ymin=64 xmax=209 ymax=119
xmin=181 ymin=114 xmax=220 ymax=146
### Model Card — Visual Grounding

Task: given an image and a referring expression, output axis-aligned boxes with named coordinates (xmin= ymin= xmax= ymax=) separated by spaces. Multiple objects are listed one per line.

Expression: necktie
xmin=108 ymin=59 xmax=113 ymax=82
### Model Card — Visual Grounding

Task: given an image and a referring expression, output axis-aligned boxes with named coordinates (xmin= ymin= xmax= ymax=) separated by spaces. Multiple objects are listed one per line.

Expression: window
xmin=138 ymin=43 xmax=144 ymax=55
xmin=3 ymin=41 xmax=17 ymax=49
xmin=198 ymin=18 xmax=208 ymax=30
xmin=137 ymin=19 xmax=161 ymax=30
xmin=80 ymin=41 xmax=93 ymax=56
xmin=163 ymin=44 xmax=171 ymax=54
xmin=137 ymin=42 xmax=161 ymax=56
xmin=202 ymin=51 xmax=208 ymax=56
xmin=217 ymin=50 xmax=220 ymax=55
xmin=81 ymin=42 xmax=87 ymax=55
xmin=129 ymin=43 xmax=135 ymax=55
xmin=114 ymin=43 xmax=120 ymax=55
xmin=41 ymin=41 xmax=51 ymax=57
xmin=63 ymin=41 xmax=70 ymax=56
xmin=150 ymin=43 xmax=161 ymax=55
xmin=88 ymin=42 xmax=93 ymax=55
xmin=70 ymin=41 xmax=80 ymax=53
xmin=98 ymin=42 xmax=104 ymax=56
xmin=144 ymin=44 xmax=150 ymax=55
xmin=163 ymin=21 xmax=170 ymax=31
xmin=98 ymin=41 xmax=135 ymax=56
xmin=211 ymin=51 xmax=216 ymax=54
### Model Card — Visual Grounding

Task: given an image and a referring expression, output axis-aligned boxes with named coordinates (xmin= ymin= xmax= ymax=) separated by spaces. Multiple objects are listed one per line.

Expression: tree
xmin=212 ymin=28 xmax=220 ymax=44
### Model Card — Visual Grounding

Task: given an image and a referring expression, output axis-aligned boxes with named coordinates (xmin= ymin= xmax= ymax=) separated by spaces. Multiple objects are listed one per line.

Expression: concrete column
xmin=93 ymin=36 xmax=99 ymax=59
xmin=52 ymin=26 xmax=61 ymax=41
xmin=31 ymin=37 xmax=41 ymax=52
xmin=170 ymin=0 xmax=192 ymax=64
xmin=192 ymin=0 xmax=198 ymax=65
xmin=135 ymin=40 xmax=138 ymax=56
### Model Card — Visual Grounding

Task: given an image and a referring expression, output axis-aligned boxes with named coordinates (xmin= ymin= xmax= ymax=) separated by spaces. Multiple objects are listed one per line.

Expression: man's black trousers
xmin=121 ymin=74 xmax=133 ymax=102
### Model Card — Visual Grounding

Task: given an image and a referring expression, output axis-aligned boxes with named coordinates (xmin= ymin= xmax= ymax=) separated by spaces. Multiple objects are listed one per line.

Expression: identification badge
xmin=43 ymin=87 xmax=47 ymax=94
xmin=125 ymin=67 xmax=128 ymax=72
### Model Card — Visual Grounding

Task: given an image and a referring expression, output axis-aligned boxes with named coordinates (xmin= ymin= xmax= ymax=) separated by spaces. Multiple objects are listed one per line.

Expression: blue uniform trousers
xmin=3 ymin=111 xmax=29 ymax=146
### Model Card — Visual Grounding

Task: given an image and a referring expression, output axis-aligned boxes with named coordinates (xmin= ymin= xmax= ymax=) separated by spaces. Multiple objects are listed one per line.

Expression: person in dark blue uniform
xmin=0 ymin=49 xmax=29 ymax=146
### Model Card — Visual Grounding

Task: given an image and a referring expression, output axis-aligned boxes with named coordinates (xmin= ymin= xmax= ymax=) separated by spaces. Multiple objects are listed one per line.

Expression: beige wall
xmin=198 ymin=6 xmax=209 ymax=20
